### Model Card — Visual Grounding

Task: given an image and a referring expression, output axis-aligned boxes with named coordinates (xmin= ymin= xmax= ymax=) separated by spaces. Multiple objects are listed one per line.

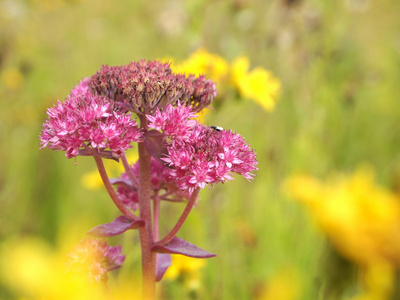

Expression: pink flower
xmin=39 ymin=78 xmax=142 ymax=159
xmin=147 ymin=104 xmax=196 ymax=142
xmin=147 ymin=105 xmax=258 ymax=193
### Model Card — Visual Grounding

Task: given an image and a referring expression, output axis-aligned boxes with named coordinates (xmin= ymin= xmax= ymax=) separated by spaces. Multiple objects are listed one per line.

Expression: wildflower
xmin=146 ymin=103 xmax=198 ymax=139
xmin=39 ymin=59 xmax=258 ymax=298
xmin=170 ymin=48 xmax=229 ymax=87
xmin=1 ymin=67 xmax=24 ymax=91
xmin=147 ymin=104 xmax=258 ymax=193
xmin=169 ymin=49 xmax=281 ymax=112
xmin=39 ymin=78 xmax=142 ymax=159
xmin=89 ymin=60 xmax=217 ymax=114
xmin=231 ymin=56 xmax=281 ymax=111
xmin=81 ymin=170 xmax=104 ymax=189
xmin=286 ymin=167 xmax=400 ymax=300
xmin=0 ymin=235 xmax=137 ymax=300
xmin=164 ymin=254 xmax=206 ymax=291
xmin=285 ymin=167 xmax=400 ymax=266
xmin=350 ymin=262 xmax=396 ymax=300
xmin=65 ymin=238 xmax=125 ymax=283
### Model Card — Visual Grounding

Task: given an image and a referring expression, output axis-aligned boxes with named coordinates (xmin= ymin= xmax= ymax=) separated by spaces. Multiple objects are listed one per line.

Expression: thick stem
xmin=92 ymin=151 xmax=139 ymax=221
xmin=155 ymin=188 xmax=200 ymax=246
xmin=138 ymin=116 xmax=156 ymax=300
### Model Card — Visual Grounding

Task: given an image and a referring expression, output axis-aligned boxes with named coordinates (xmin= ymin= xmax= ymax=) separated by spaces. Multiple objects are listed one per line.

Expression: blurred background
xmin=1 ymin=0 xmax=400 ymax=299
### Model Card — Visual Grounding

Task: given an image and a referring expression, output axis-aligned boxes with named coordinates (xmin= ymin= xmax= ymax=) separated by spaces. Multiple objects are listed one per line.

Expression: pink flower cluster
xmin=66 ymin=238 xmax=125 ymax=283
xmin=39 ymin=78 xmax=142 ymax=159
xmin=147 ymin=105 xmax=258 ymax=193
xmin=89 ymin=60 xmax=217 ymax=114
xmin=113 ymin=157 xmax=188 ymax=211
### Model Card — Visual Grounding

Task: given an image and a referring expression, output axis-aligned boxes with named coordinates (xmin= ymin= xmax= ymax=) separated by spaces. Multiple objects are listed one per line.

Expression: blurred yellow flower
xmin=171 ymin=50 xmax=281 ymax=112
xmin=195 ymin=107 xmax=212 ymax=124
xmin=231 ymin=56 xmax=281 ymax=111
xmin=285 ymin=168 xmax=400 ymax=299
xmin=0 ymin=235 xmax=139 ymax=300
xmin=171 ymin=48 xmax=229 ymax=87
xmin=285 ymin=168 xmax=400 ymax=266
xmin=0 ymin=236 xmax=103 ymax=300
xmin=257 ymin=268 xmax=300 ymax=300
xmin=81 ymin=170 xmax=104 ymax=190
xmin=1 ymin=67 xmax=24 ymax=91
xmin=350 ymin=262 xmax=395 ymax=300
xmin=164 ymin=255 xmax=206 ymax=291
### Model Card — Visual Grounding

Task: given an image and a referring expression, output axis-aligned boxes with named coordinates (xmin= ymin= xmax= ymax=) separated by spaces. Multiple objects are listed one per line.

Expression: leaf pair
xmin=88 ymin=216 xmax=216 ymax=281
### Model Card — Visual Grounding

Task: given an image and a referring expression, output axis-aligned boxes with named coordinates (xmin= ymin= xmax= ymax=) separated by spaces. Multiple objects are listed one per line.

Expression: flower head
xmin=171 ymin=48 xmax=229 ymax=87
xmin=65 ymin=238 xmax=125 ymax=283
xmin=39 ymin=78 xmax=142 ymax=159
xmin=147 ymin=104 xmax=258 ymax=193
xmin=147 ymin=103 xmax=197 ymax=141
xmin=285 ymin=168 xmax=400 ymax=266
xmin=231 ymin=56 xmax=281 ymax=111
xmin=164 ymin=254 xmax=206 ymax=291
xmin=89 ymin=60 xmax=217 ymax=114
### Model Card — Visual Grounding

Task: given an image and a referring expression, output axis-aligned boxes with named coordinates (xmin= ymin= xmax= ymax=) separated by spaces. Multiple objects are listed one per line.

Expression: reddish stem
xmin=92 ymin=151 xmax=140 ymax=221
xmin=155 ymin=188 xmax=200 ymax=246
xmin=137 ymin=116 xmax=156 ymax=300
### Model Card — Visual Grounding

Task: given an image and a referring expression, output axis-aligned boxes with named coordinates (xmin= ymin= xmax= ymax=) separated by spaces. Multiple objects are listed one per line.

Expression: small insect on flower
xmin=210 ymin=126 xmax=223 ymax=131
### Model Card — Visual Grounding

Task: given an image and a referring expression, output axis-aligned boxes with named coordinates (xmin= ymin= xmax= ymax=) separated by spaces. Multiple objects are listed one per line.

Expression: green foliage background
xmin=1 ymin=0 xmax=399 ymax=299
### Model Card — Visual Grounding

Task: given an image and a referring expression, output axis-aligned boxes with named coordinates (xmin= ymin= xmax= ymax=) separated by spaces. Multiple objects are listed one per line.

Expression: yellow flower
xmin=81 ymin=170 xmax=104 ymax=190
xmin=171 ymin=49 xmax=229 ymax=87
xmin=285 ymin=167 xmax=400 ymax=266
xmin=164 ymin=255 xmax=206 ymax=290
xmin=231 ymin=56 xmax=249 ymax=88
xmin=231 ymin=56 xmax=281 ymax=111
xmin=167 ymin=50 xmax=281 ymax=112
xmin=1 ymin=67 xmax=24 ymax=91
xmin=195 ymin=107 xmax=212 ymax=124
xmin=0 ymin=235 xmax=140 ymax=300
xmin=350 ymin=262 xmax=395 ymax=300
xmin=0 ymin=236 xmax=103 ymax=300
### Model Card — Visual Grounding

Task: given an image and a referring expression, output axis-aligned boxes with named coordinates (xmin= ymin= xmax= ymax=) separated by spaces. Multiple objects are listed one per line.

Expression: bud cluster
xmin=89 ymin=60 xmax=217 ymax=114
